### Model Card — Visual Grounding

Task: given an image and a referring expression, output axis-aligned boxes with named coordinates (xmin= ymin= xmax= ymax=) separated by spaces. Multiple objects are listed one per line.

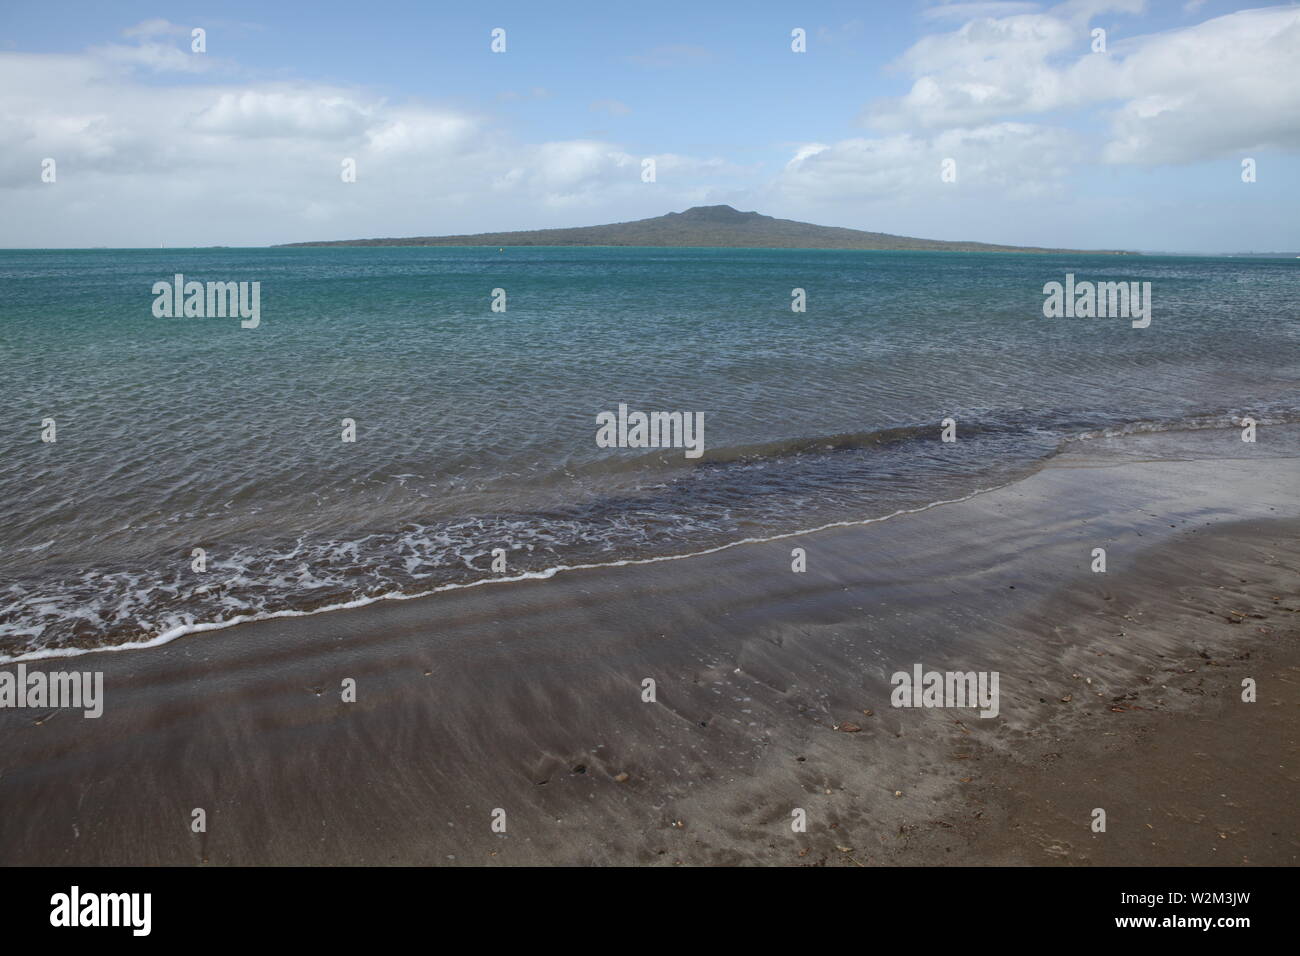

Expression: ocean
xmin=1 ymin=246 xmax=1296 ymax=660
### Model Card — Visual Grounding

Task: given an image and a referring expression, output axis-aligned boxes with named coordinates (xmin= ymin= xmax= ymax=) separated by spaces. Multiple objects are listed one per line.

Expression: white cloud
xmin=1100 ymin=8 xmax=1300 ymax=162
xmin=1 ymin=8 xmax=1295 ymax=250
xmin=189 ymin=91 xmax=378 ymax=139
xmin=773 ymin=124 xmax=1077 ymax=206
xmin=869 ymin=3 xmax=1300 ymax=165
xmin=786 ymin=143 xmax=830 ymax=169
xmin=0 ymin=37 xmax=730 ymax=245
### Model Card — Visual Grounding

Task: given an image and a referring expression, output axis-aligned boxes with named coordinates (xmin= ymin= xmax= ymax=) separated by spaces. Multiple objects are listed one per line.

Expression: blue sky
xmin=1 ymin=0 xmax=1297 ymax=250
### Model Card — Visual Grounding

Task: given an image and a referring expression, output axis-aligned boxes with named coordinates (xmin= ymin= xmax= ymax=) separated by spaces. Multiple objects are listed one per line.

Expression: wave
xmin=0 ymin=485 xmax=1004 ymax=664
xmin=3 ymin=408 xmax=1298 ymax=664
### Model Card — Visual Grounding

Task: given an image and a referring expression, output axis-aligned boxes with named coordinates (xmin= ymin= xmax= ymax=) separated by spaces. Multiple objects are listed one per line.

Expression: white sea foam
xmin=1 ymin=484 xmax=1004 ymax=664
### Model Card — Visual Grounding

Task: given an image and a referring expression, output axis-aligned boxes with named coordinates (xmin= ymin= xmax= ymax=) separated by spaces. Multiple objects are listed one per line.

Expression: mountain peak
xmin=672 ymin=205 xmax=760 ymax=222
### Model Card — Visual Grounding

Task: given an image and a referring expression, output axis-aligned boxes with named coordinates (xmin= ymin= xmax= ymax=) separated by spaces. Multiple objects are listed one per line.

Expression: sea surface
xmin=1 ymin=247 xmax=1296 ymax=660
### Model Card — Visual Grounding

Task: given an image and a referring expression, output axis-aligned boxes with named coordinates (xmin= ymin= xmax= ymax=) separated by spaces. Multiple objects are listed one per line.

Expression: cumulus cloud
xmin=869 ymin=3 xmax=1300 ymax=165
xmin=773 ymin=124 xmax=1078 ymax=206
xmin=1099 ymin=8 xmax=1300 ymax=162
xmin=756 ymin=1 xmax=1297 ymax=249
xmin=0 ymin=31 xmax=732 ymax=245
xmin=1 ymin=7 xmax=1295 ymax=249
xmin=188 ymin=91 xmax=378 ymax=139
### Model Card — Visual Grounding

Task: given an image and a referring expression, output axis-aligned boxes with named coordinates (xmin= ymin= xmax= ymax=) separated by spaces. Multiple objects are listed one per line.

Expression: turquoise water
xmin=1 ymin=247 xmax=1297 ymax=658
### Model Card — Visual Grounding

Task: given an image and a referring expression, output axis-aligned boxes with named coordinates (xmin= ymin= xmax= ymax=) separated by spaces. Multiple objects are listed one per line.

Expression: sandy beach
xmin=1 ymin=426 xmax=1296 ymax=867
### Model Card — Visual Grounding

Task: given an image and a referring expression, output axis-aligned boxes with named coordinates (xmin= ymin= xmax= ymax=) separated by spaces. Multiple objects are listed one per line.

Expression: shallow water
xmin=1 ymin=246 xmax=1296 ymax=658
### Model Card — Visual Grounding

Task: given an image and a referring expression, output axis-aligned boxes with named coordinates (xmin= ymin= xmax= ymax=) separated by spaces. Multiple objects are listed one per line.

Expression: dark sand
xmin=1 ymin=427 xmax=1296 ymax=866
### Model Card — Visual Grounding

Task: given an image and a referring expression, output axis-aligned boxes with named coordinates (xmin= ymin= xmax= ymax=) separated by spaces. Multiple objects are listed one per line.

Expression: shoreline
xmin=9 ymin=416 xmax=1296 ymax=667
xmin=1 ymin=427 xmax=1296 ymax=865
xmin=0 ymin=484 xmax=1009 ymax=665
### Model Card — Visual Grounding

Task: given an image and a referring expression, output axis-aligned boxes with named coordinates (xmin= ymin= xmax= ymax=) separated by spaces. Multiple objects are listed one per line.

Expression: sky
xmin=0 ymin=0 xmax=1297 ymax=251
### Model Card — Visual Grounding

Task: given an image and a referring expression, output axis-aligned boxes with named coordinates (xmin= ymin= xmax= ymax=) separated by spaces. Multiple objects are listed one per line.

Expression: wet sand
xmin=1 ymin=427 xmax=1296 ymax=866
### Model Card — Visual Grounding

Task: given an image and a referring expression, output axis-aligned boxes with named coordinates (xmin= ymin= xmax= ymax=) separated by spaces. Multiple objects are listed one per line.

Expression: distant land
xmin=276 ymin=205 xmax=1136 ymax=254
